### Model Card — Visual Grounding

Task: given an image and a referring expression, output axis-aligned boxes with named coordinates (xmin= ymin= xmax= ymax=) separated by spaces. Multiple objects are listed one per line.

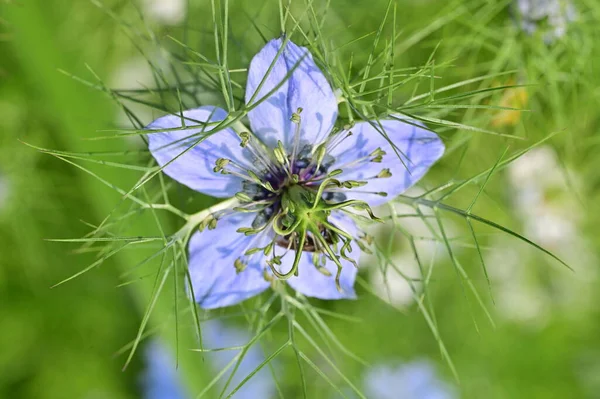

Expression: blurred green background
xmin=1 ymin=0 xmax=600 ymax=398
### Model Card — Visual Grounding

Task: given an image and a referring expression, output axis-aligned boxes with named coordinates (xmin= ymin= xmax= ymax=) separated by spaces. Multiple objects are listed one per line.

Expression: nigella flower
xmin=146 ymin=38 xmax=444 ymax=309
xmin=516 ymin=0 xmax=577 ymax=42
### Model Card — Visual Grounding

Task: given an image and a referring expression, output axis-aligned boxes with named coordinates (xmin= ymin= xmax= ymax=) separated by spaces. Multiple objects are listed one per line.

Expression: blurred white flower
xmin=109 ymin=54 xmax=221 ymax=147
xmin=109 ymin=56 xmax=156 ymax=146
xmin=362 ymin=188 xmax=456 ymax=308
xmin=363 ymin=360 xmax=456 ymax=399
xmin=142 ymin=0 xmax=187 ymax=25
xmin=488 ymin=146 xmax=596 ymax=326
xmin=508 ymin=146 xmax=581 ymax=250
xmin=516 ymin=0 xmax=577 ymax=42
xmin=142 ymin=320 xmax=274 ymax=399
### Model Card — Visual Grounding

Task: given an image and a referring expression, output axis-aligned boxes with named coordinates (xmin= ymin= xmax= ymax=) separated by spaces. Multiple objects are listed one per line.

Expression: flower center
xmin=210 ymin=109 xmax=387 ymax=290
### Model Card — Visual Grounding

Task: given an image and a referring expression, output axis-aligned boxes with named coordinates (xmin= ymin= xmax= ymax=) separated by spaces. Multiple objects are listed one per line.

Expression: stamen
xmin=234 ymin=192 xmax=253 ymax=203
xmin=235 ymin=228 xmax=272 ymax=274
xmin=198 ymin=214 xmax=219 ymax=232
xmin=325 ymin=130 xmax=353 ymax=154
xmin=326 ymin=188 xmax=388 ymax=197
xmin=340 ymin=180 xmax=368 ymax=189
xmin=247 ymin=170 xmax=277 ymax=193
xmin=213 ymin=158 xmax=230 ymax=173
xmin=241 ymin=132 xmax=283 ymax=177
xmin=375 ymin=168 xmax=392 ymax=178
xmin=334 ymin=148 xmax=385 ymax=171
xmin=289 ymin=108 xmax=303 ymax=169
xmin=213 ymin=158 xmax=267 ymax=186
xmin=234 ymin=258 xmax=247 ymax=274
xmin=273 ymin=140 xmax=289 ymax=168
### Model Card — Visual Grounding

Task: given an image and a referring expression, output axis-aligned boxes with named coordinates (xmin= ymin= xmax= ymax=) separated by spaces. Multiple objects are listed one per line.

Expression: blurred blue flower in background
xmin=146 ymin=38 xmax=444 ymax=309
xmin=142 ymin=320 xmax=274 ymax=399
xmin=363 ymin=360 xmax=456 ymax=399
xmin=0 ymin=173 xmax=10 ymax=212
xmin=517 ymin=0 xmax=577 ymax=42
xmin=143 ymin=341 xmax=187 ymax=399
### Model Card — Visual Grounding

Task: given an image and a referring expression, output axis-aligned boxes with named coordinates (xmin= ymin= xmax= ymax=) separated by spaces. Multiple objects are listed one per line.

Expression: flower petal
xmin=330 ymin=118 xmax=444 ymax=207
xmin=245 ymin=38 xmax=338 ymax=148
xmin=147 ymin=106 xmax=248 ymax=197
xmin=188 ymin=213 xmax=270 ymax=309
xmin=280 ymin=212 xmax=359 ymax=299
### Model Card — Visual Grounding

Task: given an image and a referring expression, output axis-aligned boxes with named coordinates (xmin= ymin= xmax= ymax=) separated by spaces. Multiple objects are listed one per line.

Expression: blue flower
xmin=142 ymin=321 xmax=274 ymax=399
xmin=363 ymin=360 xmax=456 ymax=399
xmin=146 ymin=38 xmax=444 ymax=309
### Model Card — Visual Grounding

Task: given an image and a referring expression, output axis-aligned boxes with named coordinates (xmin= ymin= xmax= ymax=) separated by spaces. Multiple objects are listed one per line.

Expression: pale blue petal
xmin=282 ymin=212 xmax=359 ymax=299
xmin=329 ymin=118 xmax=444 ymax=207
xmin=188 ymin=213 xmax=270 ymax=309
xmin=245 ymin=38 xmax=338 ymax=148
xmin=142 ymin=341 xmax=187 ymax=399
xmin=147 ymin=106 xmax=248 ymax=197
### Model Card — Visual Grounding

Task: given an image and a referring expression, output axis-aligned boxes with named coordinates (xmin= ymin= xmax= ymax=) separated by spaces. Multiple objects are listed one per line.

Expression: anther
xmin=234 ymin=258 xmax=247 ymax=274
xmin=235 ymin=192 xmax=253 ymax=202
xmin=370 ymin=148 xmax=386 ymax=163
xmin=244 ymin=247 xmax=262 ymax=256
xmin=341 ymin=180 xmax=368 ymax=189
xmin=238 ymin=132 xmax=250 ymax=147
xmin=213 ymin=158 xmax=230 ymax=173
xmin=376 ymin=168 xmax=392 ymax=178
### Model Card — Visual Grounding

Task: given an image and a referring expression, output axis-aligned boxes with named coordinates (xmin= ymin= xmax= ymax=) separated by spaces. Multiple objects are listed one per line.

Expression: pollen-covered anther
xmin=376 ymin=168 xmax=392 ymax=178
xmin=370 ymin=147 xmax=386 ymax=162
xmin=234 ymin=192 xmax=253 ymax=203
xmin=213 ymin=158 xmax=230 ymax=173
xmin=198 ymin=214 xmax=219 ymax=232
xmin=238 ymin=132 xmax=250 ymax=147
xmin=273 ymin=141 xmax=288 ymax=165
xmin=244 ymin=247 xmax=263 ymax=256
xmin=237 ymin=226 xmax=267 ymax=236
xmin=313 ymin=143 xmax=327 ymax=170
xmin=262 ymin=269 xmax=275 ymax=283
xmin=247 ymin=170 xmax=277 ymax=193
xmin=341 ymin=180 xmax=368 ymax=189
xmin=290 ymin=107 xmax=303 ymax=123
xmin=234 ymin=258 xmax=247 ymax=274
